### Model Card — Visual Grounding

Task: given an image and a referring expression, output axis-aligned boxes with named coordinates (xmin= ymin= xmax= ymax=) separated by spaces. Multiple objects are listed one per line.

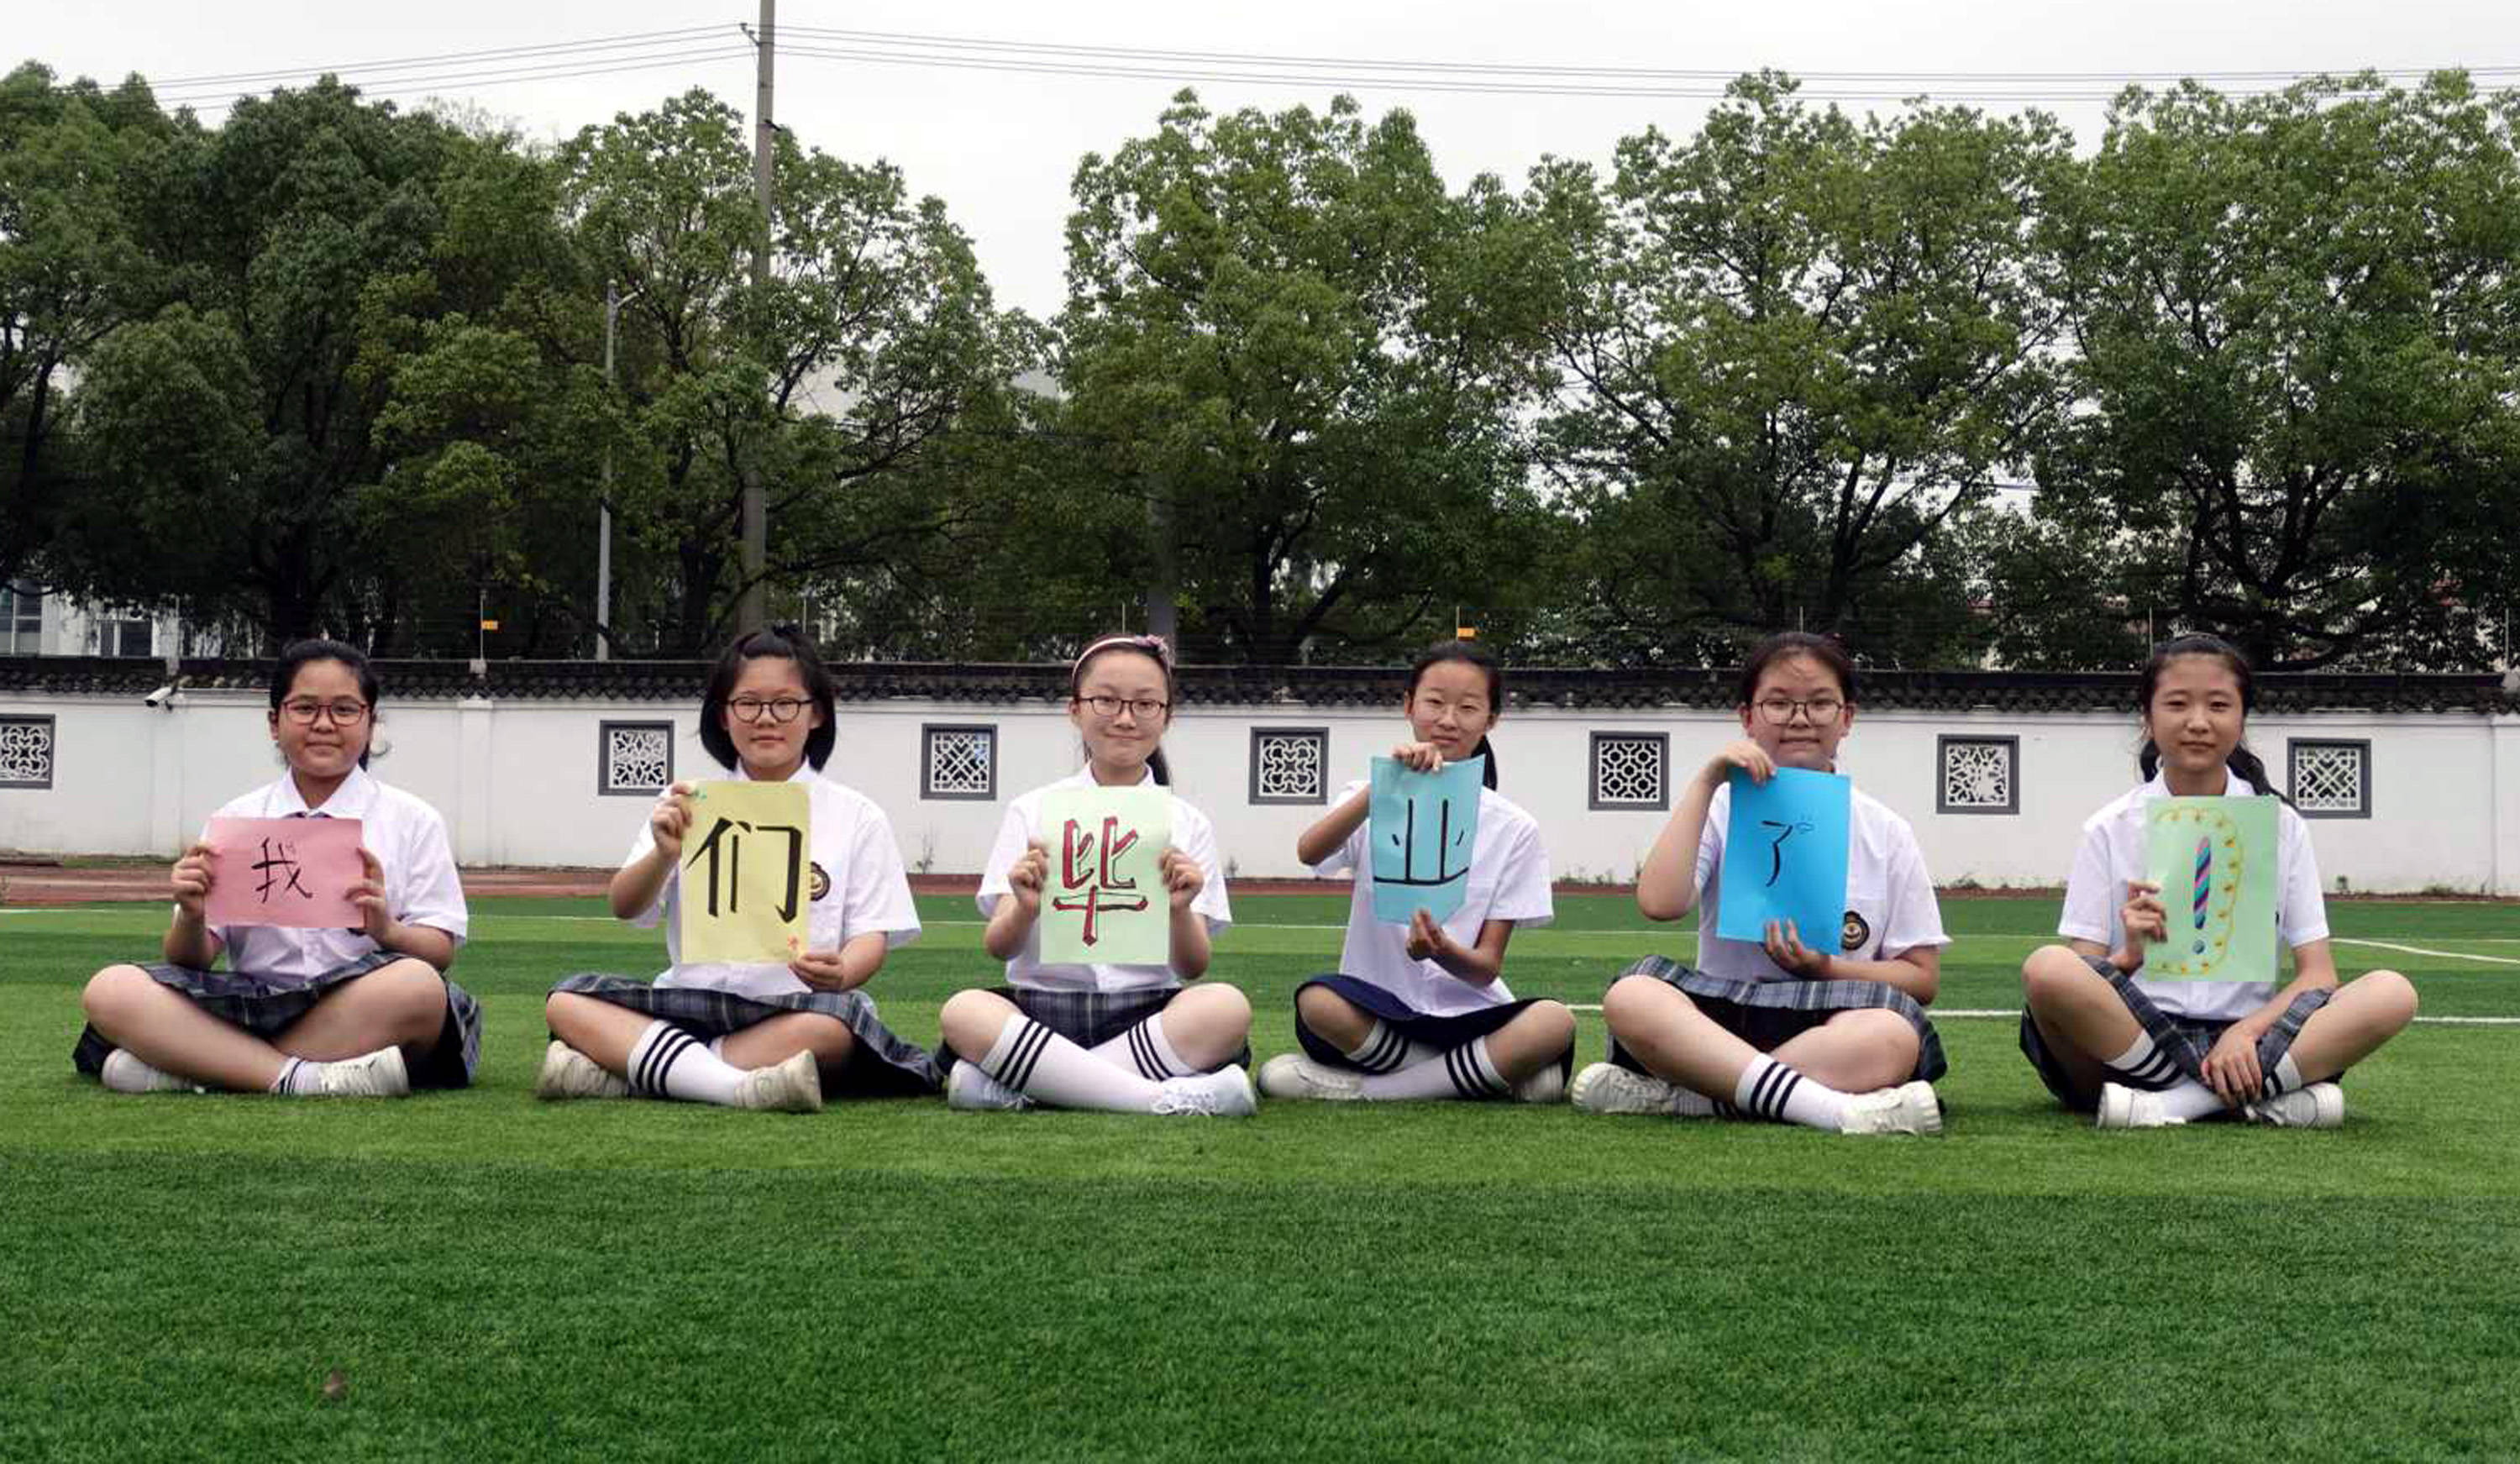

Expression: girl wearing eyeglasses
xmin=935 ymin=634 xmax=1257 ymax=1116
xmin=538 ymin=626 xmax=941 ymax=1111
xmin=1258 ymin=638 xmax=1575 ymax=1104
xmin=74 ymin=639 xmax=477 ymax=1098
xmin=1572 ymin=632 xmax=1949 ymax=1135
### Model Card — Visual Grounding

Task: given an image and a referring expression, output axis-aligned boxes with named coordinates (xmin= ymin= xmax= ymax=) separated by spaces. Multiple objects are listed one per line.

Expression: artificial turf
xmin=3 ymin=895 xmax=2516 ymax=1461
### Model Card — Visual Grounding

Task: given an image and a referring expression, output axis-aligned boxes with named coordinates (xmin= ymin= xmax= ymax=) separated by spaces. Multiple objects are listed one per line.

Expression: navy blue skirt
xmin=1294 ymin=974 xmax=1573 ymax=1080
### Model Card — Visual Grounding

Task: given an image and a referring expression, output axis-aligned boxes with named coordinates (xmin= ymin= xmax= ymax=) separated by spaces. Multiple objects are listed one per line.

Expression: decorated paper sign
xmin=2143 ymin=795 xmax=2279 ymax=982
xmin=678 ymin=780 xmax=811 ymax=963
xmin=1037 ymin=786 xmax=1173 ymax=966
xmin=1715 ymin=768 xmax=1852 ymax=948
xmin=204 ymin=816 xmax=365 ymax=929
xmin=1369 ymin=755 xmax=1485 ymax=925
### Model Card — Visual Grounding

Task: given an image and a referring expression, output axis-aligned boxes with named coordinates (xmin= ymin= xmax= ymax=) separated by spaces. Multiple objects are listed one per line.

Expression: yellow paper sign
xmin=677 ymin=780 xmax=811 ymax=963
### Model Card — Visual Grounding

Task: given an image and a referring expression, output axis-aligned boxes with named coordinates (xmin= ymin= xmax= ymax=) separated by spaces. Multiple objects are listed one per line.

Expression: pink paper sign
xmin=202 ymin=816 xmax=366 ymax=929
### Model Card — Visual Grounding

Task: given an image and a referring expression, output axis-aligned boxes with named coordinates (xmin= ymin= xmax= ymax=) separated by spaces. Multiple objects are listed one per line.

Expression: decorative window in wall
xmin=1937 ymin=735 xmax=2019 ymax=815
xmin=1589 ymin=732 xmax=1669 ymax=811
xmin=0 ymin=715 xmax=55 ymax=789
xmin=598 ymin=721 xmax=675 ymax=796
xmin=1250 ymin=727 xmax=1329 ymax=805
xmin=923 ymin=724 xmax=997 ymax=800
xmin=2287 ymin=738 xmax=2370 ymax=818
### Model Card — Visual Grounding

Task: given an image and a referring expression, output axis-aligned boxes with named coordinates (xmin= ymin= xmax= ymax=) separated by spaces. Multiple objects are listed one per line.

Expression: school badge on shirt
xmin=809 ymin=862 xmax=832 ymax=902
xmin=1840 ymin=910 xmax=1870 ymax=952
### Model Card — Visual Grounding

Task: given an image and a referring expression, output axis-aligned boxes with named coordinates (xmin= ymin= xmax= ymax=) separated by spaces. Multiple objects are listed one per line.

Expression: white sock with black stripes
xmin=1733 ymin=1053 xmax=1850 ymax=1130
xmin=2101 ymin=1030 xmax=2185 ymax=1090
xmin=2258 ymin=1052 xmax=2304 ymax=1099
xmin=1354 ymin=1036 xmax=1510 ymax=1101
xmin=628 ymin=1020 xmax=746 ymax=1105
xmin=1090 ymin=1012 xmax=1191 ymax=1082
xmin=269 ymin=1057 xmax=325 ymax=1097
xmin=1340 ymin=1019 xmax=1435 ymax=1076
xmin=980 ymin=1013 xmax=1164 ymax=1112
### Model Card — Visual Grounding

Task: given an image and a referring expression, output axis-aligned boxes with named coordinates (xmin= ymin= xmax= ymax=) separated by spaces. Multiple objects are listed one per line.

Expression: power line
xmin=132 ymin=26 xmax=735 ymax=89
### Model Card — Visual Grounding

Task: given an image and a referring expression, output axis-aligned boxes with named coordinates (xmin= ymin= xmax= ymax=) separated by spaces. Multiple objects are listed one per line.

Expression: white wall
xmin=3 ymin=689 xmax=2514 ymax=895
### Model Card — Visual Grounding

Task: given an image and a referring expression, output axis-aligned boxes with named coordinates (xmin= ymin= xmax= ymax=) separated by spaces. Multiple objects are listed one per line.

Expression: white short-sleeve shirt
xmin=1693 ymin=781 xmax=1949 ymax=982
xmin=977 ymin=766 xmax=1231 ymax=994
xmin=192 ymin=765 xmax=469 ymax=983
xmin=625 ymin=764 xmax=921 ymax=1000
xmin=1313 ymin=780 xmax=1555 ymax=1016
xmin=2057 ymin=767 xmax=2328 ymax=1021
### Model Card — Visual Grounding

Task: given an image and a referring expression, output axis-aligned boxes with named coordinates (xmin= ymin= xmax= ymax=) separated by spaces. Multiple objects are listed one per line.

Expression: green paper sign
xmin=2142 ymin=796 xmax=2280 ymax=983
xmin=1037 ymin=786 xmax=1173 ymax=966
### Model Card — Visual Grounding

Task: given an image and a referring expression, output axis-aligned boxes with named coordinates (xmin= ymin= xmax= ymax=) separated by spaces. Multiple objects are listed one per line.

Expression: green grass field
xmin=5 ymin=894 xmax=2517 ymax=1461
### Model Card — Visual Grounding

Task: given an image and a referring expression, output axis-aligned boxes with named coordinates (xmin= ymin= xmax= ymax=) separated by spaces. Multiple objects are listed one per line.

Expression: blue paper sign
xmin=1714 ymin=767 xmax=1852 ymax=949
xmin=1369 ymin=755 xmax=1484 ymax=925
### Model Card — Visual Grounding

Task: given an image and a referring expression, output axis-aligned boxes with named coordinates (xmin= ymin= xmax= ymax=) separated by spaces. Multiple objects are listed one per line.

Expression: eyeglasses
xmin=1753 ymin=695 xmax=1845 ymax=725
xmin=727 ymin=697 xmax=811 ymax=724
xmin=280 ymin=699 xmax=370 ymax=726
xmin=1079 ymin=695 xmax=1169 ymax=721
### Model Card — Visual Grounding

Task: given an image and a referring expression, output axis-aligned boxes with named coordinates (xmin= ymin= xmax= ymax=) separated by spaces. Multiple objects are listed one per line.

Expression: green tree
xmin=2036 ymin=71 xmax=2520 ymax=669
xmin=559 ymin=89 xmax=1032 ymax=655
xmin=0 ymin=63 xmax=177 ymax=597
xmin=1059 ymin=92 xmax=1549 ymax=664
xmin=46 ymin=77 xmax=555 ymax=650
xmin=1520 ymin=73 xmax=2069 ymax=665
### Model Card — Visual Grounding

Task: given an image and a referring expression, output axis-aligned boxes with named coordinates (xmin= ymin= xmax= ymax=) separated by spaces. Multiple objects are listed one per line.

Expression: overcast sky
xmin=18 ymin=3 xmax=2520 ymax=319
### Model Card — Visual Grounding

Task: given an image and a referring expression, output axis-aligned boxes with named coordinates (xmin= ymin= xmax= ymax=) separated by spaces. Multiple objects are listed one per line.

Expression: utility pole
xmin=738 ymin=0 xmax=776 ymax=635
xmin=596 ymin=280 xmax=641 ymax=661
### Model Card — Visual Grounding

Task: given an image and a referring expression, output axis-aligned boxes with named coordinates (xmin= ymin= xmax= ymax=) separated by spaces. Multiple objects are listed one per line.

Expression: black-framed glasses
xmin=280 ymin=699 xmax=370 ymax=726
xmin=1753 ymin=695 xmax=1845 ymax=725
xmin=728 ymin=696 xmax=811 ymax=724
xmin=1079 ymin=694 xmax=1168 ymax=721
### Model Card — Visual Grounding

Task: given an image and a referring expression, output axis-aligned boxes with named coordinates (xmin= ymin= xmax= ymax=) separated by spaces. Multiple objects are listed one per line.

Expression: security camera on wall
xmin=142 ymin=684 xmax=173 ymax=709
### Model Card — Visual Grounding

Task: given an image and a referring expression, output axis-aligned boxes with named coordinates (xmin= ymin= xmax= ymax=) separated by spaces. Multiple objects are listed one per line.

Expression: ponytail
xmin=1147 ymin=748 xmax=1172 ymax=786
xmin=1469 ymin=734 xmax=1499 ymax=790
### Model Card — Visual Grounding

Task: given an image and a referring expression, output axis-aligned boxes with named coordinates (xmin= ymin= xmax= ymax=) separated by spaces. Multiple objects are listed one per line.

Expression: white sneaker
xmin=1569 ymin=1062 xmax=1686 ymax=1115
xmin=1256 ymin=1053 xmax=1363 ymax=1102
xmin=1839 ymin=1079 xmax=1943 ymax=1136
xmin=1510 ymin=1063 xmax=1568 ymax=1105
xmin=318 ymin=1047 xmax=411 ymax=1099
xmin=1151 ymin=1066 xmax=1258 ymax=1117
xmin=2095 ymin=1081 xmax=2181 ymax=1129
xmin=534 ymin=1041 xmax=629 ymax=1101
xmin=732 ymin=1049 xmax=823 ymax=1113
xmin=947 ymin=1063 xmax=1033 ymax=1111
xmin=2244 ymin=1080 xmax=2344 ymax=1129
xmin=100 ymin=1048 xmax=204 ymax=1094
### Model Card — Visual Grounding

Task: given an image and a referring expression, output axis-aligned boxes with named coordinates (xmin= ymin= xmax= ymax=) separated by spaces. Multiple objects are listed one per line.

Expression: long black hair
xmin=1735 ymin=631 xmax=1857 ymax=707
xmin=700 ymin=625 xmax=838 ymax=772
xmin=2134 ymin=632 xmax=2284 ymax=799
xmin=269 ymin=638 xmax=381 ymax=769
xmin=1407 ymin=638 xmax=1503 ymax=790
xmin=1070 ymin=633 xmax=1173 ymax=785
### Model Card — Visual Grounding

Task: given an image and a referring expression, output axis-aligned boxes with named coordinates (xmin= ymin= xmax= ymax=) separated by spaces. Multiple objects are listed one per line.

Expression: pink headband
xmin=1072 ymin=634 xmax=1173 ymax=676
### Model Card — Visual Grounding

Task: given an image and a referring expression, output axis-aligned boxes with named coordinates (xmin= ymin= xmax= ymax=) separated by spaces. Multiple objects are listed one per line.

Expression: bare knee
xmin=2021 ymin=945 xmax=2097 ymax=1008
xmin=1515 ymin=1000 xmax=1577 ymax=1055
xmin=940 ymin=989 xmax=1016 ymax=1058
xmin=798 ymin=1013 xmax=857 ymax=1063
xmin=1838 ymin=1009 xmax=1919 ymax=1086
xmin=1295 ymin=984 xmax=1367 ymax=1044
xmin=81 ymin=964 xmax=156 ymax=1026
xmin=2356 ymin=968 xmax=2419 ymax=1028
xmin=1601 ymin=973 xmax=1678 ymax=1042
xmin=1180 ymin=980 xmax=1252 ymax=1030
xmin=366 ymin=960 xmax=449 ymax=1043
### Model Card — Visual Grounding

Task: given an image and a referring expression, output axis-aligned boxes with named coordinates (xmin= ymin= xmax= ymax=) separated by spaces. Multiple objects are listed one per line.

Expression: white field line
xmin=1563 ymin=1002 xmax=2520 ymax=1027
xmin=2333 ymin=938 xmax=2520 ymax=968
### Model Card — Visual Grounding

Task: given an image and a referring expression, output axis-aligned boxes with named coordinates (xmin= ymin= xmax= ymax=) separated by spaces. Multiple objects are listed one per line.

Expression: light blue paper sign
xmin=1369 ymin=755 xmax=1485 ymax=925
xmin=1714 ymin=767 xmax=1852 ymax=948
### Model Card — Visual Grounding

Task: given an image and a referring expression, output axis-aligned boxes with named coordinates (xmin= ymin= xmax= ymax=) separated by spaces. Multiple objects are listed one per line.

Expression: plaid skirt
xmin=72 ymin=952 xmax=483 ymax=1089
xmin=549 ymin=973 xmax=944 ymax=1097
xmin=1605 ymin=955 xmax=1948 ymax=1083
xmin=2019 ymin=953 xmax=2334 ymax=1113
xmin=1294 ymin=974 xmax=1575 ymax=1082
xmin=946 ymin=984 xmax=1251 ymax=1073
